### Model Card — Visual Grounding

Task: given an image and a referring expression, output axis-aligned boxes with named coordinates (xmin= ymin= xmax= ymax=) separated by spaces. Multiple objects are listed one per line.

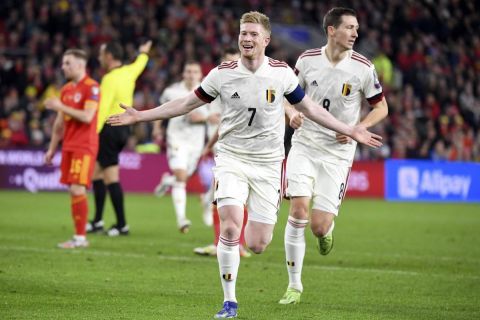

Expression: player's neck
xmin=72 ymin=71 xmax=86 ymax=84
xmin=240 ymin=55 xmax=264 ymax=73
xmin=324 ymin=44 xmax=348 ymax=66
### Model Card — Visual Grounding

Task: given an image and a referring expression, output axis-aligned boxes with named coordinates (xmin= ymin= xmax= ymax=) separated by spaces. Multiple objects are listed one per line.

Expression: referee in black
xmin=87 ymin=40 xmax=151 ymax=236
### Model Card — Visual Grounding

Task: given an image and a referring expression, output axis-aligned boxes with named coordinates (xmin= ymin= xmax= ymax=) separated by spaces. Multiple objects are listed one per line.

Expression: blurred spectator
xmin=0 ymin=0 xmax=478 ymax=161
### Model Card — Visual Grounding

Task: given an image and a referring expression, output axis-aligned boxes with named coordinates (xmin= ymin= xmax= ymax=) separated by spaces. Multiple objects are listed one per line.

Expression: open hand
xmin=350 ymin=124 xmax=383 ymax=148
xmin=107 ymin=103 xmax=140 ymax=126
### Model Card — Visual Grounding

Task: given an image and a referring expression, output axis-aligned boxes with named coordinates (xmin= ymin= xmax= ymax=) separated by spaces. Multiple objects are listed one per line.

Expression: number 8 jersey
xmin=195 ymin=57 xmax=304 ymax=163
xmin=292 ymin=46 xmax=384 ymax=166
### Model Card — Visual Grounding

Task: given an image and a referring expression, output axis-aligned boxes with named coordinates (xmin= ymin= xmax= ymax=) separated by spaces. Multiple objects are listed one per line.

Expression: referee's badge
xmin=266 ymin=89 xmax=276 ymax=103
xmin=341 ymin=83 xmax=351 ymax=96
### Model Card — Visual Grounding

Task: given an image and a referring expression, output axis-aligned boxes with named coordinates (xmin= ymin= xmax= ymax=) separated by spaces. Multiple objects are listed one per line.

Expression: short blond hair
xmin=64 ymin=49 xmax=88 ymax=62
xmin=240 ymin=11 xmax=271 ymax=35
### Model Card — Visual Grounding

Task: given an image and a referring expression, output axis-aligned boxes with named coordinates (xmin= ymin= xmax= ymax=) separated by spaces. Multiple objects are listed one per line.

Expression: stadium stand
xmin=0 ymin=0 xmax=478 ymax=161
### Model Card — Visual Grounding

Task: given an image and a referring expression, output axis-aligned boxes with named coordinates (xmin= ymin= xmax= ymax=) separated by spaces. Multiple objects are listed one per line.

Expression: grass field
xmin=0 ymin=190 xmax=479 ymax=319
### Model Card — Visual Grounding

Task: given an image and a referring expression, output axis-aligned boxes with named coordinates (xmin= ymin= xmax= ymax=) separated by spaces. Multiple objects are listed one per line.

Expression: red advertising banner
xmin=346 ymin=161 xmax=384 ymax=198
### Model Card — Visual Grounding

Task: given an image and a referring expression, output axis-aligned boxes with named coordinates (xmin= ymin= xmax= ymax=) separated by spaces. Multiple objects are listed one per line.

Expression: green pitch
xmin=0 ymin=191 xmax=479 ymax=319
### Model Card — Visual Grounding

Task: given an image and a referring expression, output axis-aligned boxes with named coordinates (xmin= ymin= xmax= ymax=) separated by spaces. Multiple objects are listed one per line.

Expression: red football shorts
xmin=60 ymin=150 xmax=96 ymax=187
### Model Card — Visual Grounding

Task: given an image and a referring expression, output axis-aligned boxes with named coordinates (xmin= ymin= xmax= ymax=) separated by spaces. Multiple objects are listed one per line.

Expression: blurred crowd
xmin=1 ymin=0 xmax=479 ymax=161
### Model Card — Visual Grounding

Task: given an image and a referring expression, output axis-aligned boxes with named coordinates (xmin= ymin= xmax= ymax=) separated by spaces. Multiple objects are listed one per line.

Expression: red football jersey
xmin=60 ymin=75 xmax=100 ymax=155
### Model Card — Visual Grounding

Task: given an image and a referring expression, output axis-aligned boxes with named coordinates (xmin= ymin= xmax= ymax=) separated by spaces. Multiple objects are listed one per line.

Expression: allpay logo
xmin=398 ymin=167 xmax=471 ymax=199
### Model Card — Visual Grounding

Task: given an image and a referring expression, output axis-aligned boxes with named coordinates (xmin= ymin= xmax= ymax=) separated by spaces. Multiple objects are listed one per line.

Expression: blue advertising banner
xmin=386 ymin=160 xmax=480 ymax=202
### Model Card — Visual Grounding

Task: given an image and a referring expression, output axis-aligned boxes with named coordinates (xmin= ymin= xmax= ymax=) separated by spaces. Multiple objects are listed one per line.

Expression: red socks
xmin=71 ymin=194 xmax=88 ymax=236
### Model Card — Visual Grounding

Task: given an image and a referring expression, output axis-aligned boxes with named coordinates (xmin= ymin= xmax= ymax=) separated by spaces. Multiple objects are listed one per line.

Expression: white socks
xmin=171 ymin=181 xmax=187 ymax=225
xmin=284 ymin=216 xmax=308 ymax=292
xmin=217 ymin=236 xmax=240 ymax=303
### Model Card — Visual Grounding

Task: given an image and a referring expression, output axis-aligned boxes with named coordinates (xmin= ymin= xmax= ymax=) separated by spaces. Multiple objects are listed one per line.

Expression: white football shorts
xmin=286 ymin=144 xmax=351 ymax=215
xmin=167 ymin=140 xmax=203 ymax=176
xmin=213 ymin=154 xmax=283 ymax=224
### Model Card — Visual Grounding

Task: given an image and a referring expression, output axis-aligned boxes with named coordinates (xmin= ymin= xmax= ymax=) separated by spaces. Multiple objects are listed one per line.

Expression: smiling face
xmin=238 ymin=22 xmax=270 ymax=60
xmin=329 ymin=14 xmax=359 ymax=50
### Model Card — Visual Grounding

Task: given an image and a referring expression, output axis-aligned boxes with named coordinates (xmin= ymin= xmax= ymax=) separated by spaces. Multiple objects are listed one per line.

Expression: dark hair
xmin=323 ymin=7 xmax=357 ymax=35
xmin=222 ymin=47 xmax=239 ymax=58
xmin=63 ymin=49 xmax=88 ymax=61
xmin=103 ymin=42 xmax=124 ymax=61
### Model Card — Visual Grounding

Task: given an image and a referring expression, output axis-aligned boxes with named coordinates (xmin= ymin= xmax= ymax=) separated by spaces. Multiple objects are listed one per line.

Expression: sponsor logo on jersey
xmin=310 ymin=80 xmax=318 ymax=86
xmin=342 ymin=83 xmax=351 ymax=96
xmin=231 ymin=92 xmax=240 ymax=99
xmin=266 ymin=89 xmax=276 ymax=103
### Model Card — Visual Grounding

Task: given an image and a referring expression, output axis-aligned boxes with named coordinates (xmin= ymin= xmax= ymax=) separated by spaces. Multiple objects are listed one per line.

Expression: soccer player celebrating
xmin=193 ymin=48 xmax=252 ymax=257
xmin=278 ymin=7 xmax=388 ymax=305
xmin=86 ymin=41 xmax=151 ymax=236
xmin=107 ymin=11 xmax=382 ymax=318
xmin=44 ymin=49 xmax=100 ymax=249
xmin=152 ymin=61 xmax=209 ymax=233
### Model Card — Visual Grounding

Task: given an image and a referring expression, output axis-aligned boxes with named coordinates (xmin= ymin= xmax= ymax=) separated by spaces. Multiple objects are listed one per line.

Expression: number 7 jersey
xmin=195 ymin=57 xmax=304 ymax=163
xmin=293 ymin=46 xmax=384 ymax=166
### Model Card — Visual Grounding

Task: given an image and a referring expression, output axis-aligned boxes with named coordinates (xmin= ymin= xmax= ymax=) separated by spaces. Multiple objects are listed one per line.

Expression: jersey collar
xmin=322 ymin=45 xmax=352 ymax=68
xmin=238 ymin=56 xmax=268 ymax=74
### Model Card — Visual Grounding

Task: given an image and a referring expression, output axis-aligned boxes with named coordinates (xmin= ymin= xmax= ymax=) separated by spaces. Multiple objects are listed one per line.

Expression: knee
xmin=247 ymin=243 xmax=266 ymax=254
xmin=290 ymin=204 xmax=309 ymax=220
xmin=311 ymin=221 xmax=332 ymax=238
xmin=221 ymin=223 xmax=241 ymax=240
xmin=246 ymin=237 xmax=271 ymax=254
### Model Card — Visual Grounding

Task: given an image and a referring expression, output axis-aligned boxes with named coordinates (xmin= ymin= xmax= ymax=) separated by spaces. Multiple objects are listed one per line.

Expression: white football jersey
xmin=206 ymin=97 xmax=221 ymax=140
xmin=160 ymin=81 xmax=208 ymax=149
xmin=292 ymin=46 xmax=384 ymax=165
xmin=195 ymin=57 xmax=304 ymax=163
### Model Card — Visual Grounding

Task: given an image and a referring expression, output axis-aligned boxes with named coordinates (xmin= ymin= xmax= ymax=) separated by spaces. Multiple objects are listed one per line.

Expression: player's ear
xmin=264 ymin=34 xmax=271 ymax=46
xmin=327 ymin=25 xmax=335 ymax=37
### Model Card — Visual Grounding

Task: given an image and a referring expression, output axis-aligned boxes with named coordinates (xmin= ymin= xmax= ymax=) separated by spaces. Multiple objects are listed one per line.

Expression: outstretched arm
xmin=107 ymin=92 xmax=205 ymax=126
xmin=336 ymin=97 xmax=388 ymax=144
xmin=293 ymin=95 xmax=382 ymax=148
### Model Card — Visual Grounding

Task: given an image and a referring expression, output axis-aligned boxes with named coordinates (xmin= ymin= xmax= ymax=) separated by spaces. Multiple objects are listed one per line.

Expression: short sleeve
xmin=364 ymin=65 xmax=384 ymax=105
xmin=194 ymin=67 xmax=220 ymax=103
xmin=294 ymin=58 xmax=306 ymax=90
xmin=283 ymin=67 xmax=300 ymax=95
xmin=284 ymin=67 xmax=305 ymax=105
xmin=84 ymin=83 xmax=100 ymax=109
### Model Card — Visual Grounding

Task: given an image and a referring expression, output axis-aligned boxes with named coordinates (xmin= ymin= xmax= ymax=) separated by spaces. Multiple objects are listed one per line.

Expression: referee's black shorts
xmin=97 ymin=124 xmax=130 ymax=168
